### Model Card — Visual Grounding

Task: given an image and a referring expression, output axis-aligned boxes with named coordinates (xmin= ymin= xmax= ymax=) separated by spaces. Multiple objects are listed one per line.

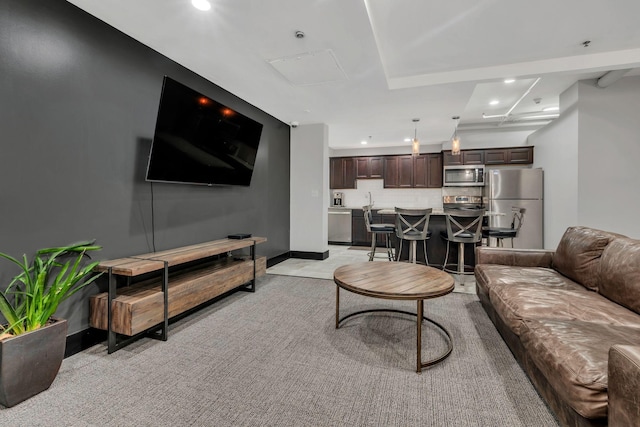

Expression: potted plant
xmin=0 ymin=240 xmax=102 ymax=407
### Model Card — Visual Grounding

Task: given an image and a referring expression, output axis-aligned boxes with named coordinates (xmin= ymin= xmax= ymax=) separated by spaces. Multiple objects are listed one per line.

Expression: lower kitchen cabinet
xmin=352 ymin=214 xmax=369 ymax=247
xmin=352 ymin=211 xmax=399 ymax=248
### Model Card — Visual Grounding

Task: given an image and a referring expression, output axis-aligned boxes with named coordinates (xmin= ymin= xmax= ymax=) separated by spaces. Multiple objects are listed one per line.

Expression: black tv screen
xmin=145 ymin=76 xmax=263 ymax=186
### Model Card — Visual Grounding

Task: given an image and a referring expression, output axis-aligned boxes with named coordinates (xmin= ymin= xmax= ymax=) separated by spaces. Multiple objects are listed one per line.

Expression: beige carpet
xmin=1 ymin=275 xmax=558 ymax=426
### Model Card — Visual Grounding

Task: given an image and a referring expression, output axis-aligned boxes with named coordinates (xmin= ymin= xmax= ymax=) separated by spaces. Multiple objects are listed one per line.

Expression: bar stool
xmin=441 ymin=208 xmax=485 ymax=276
xmin=363 ymin=205 xmax=395 ymax=261
xmin=394 ymin=208 xmax=432 ymax=264
xmin=483 ymin=207 xmax=526 ymax=247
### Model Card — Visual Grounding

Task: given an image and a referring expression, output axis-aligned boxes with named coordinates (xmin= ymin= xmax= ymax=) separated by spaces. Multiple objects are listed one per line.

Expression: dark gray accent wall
xmin=0 ymin=0 xmax=290 ymax=334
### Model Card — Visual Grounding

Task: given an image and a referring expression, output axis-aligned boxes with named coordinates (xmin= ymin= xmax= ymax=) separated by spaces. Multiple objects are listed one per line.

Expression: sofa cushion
xmin=552 ymin=226 xmax=623 ymax=291
xmin=599 ymin=237 xmax=640 ymax=314
xmin=490 ymin=283 xmax=640 ymax=336
xmin=520 ymin=320 xmax=640 ymax=419
xmin=475 ymin=264 xmax=581 ymax=296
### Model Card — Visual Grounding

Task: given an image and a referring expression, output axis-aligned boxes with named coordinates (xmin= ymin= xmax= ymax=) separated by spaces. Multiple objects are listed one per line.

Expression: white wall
xmin=290 ymin=123 xmax=329 ymax=253
xmin=329 ymin=143 xmax=442 ymax=157
xmin=338 ymin=179 xmax=443 ymax=210
xmin=443 ymin=128 xmax=536 ymax=151
xmin=576 ymin=76 xmax=640 ymax=238
xmin=528 ymin=75 xmax=640 ymax=247
xmin=528 ymin=84 xmax=579 ymax=249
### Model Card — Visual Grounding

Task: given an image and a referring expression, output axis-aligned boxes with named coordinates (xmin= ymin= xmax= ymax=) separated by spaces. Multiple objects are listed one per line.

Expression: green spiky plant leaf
xmin=0 ymin=240 xmax=102 ymax=336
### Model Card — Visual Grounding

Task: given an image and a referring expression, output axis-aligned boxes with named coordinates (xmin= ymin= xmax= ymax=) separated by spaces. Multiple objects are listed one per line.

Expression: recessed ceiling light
xmin=192 ymin=0 xmax=211 ymax=11
xmin=504 ymin=79 xmax=515 ymax=84
xmin=489 ymin=100 xmax=500 ymax=105
xmin=361 ymin=140 xmax=367 ymax=145
xmin=542 ymin=106 xmax=559 ymax=112
xmin=404 ymin=138 xmax=412 ymax=142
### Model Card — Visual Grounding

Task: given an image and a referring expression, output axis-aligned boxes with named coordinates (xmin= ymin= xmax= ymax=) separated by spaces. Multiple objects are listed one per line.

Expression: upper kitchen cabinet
xmin=443 ymin=149 xmax=484 ymax=165
xmin=384 ymin=153 xmax=442 ymax=188
xmin=383 ymin=155 xmax=413 ymax=188
xmin=484 ymin=147 xmax=534 ymax=165
xmin=330 ymin=157 xmax=356 ymax=189
xmin=443 ymin=147 xmax=533 ymax=166
xmin=356 ymin=156 xmax=384 ymax=179
xmin=413 ymin=153 xmax=443 ymax=188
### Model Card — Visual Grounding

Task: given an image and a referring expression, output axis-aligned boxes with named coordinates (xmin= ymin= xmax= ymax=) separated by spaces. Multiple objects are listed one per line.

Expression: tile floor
xmin=267 ymin=244 xmax=477 ymax=294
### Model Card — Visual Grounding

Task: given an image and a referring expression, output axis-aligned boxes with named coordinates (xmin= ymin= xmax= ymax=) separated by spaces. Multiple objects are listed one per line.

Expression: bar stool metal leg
xmin=369 ymin=232 xmax=377 ymax=261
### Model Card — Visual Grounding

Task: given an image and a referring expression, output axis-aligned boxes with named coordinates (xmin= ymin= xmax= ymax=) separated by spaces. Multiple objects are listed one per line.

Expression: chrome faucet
xmin=367 ymin=191 xmax=373 ymax=207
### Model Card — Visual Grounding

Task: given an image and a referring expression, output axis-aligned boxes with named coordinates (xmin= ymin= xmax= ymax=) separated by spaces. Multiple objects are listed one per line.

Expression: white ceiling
xmin=66 ymin=0 xmax=640 ymax=149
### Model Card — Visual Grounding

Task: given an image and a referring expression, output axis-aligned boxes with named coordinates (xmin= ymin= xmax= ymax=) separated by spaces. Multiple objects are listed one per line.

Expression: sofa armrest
xmin=608 ymin=345 xmax=640 ymax=426
xmin=475 ymin=247 xmax=554 ymax=268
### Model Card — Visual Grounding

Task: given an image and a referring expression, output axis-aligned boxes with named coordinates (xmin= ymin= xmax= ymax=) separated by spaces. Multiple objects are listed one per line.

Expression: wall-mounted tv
xmin=145 ymin=76 xmax=263 ymax=186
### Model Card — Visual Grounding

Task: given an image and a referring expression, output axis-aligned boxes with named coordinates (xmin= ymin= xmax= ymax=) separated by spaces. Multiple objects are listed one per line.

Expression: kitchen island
xmin=345 ymin=207 xmax=500 ymax=266
xmin=376 ymin=209 xmax=470 ymax=267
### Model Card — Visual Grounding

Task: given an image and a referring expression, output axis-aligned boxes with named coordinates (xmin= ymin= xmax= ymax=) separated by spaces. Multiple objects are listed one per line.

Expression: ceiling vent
xmin=267 ymin=49 xmax=348 ymax=86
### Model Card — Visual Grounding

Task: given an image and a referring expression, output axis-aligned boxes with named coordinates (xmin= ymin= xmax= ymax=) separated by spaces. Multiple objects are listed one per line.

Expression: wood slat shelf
xmin=90 ymin=237 xmax=267 ymax=352
xmin=90 ymin=256 xmax=266 ymax=336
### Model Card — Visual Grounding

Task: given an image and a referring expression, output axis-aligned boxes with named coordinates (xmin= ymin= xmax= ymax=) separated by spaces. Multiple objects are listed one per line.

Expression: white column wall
xmin=290 ymin=123 xmax=329 ymax=253
xmin=576 ymin=76 xmax=640 ymax=239
xmin=528 ymin=75 xmax=640 ymax=247
xmin=528 ymin=83 xmax=579 ymax=249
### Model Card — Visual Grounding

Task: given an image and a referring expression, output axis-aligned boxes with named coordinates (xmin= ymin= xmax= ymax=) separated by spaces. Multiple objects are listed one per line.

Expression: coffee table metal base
xmin=335 ymin=288 xmax=453 ymax=373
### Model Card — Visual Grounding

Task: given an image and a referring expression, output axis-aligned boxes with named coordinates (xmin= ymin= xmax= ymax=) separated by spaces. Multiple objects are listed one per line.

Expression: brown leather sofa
xmin=475 ymin=226 xmax=640 ymax=427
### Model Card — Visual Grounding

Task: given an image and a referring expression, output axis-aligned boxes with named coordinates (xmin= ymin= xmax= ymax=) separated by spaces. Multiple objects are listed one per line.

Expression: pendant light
xmin=411 ymin=118 xmax=420 ymax=155
xmin=451 ymin=116 xmax=461 ymax=156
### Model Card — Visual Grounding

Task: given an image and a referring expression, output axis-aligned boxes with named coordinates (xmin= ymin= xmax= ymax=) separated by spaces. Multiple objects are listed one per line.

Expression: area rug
xmin=1 ymin=275 xmax=558 ymax=426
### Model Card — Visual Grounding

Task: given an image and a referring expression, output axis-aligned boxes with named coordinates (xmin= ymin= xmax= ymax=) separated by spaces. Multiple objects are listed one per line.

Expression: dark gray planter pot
xmin=0 ymin=317 xmax=67 ymax=407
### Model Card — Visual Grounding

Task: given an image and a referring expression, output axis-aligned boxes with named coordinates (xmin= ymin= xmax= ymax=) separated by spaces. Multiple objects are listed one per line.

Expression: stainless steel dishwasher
xmin=328 ymin=208 xmax=352 ymax=243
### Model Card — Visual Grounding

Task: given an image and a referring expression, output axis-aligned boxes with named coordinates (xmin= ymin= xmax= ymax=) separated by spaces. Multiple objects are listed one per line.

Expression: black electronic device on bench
xmin=228 ymin=233 xmax=252 ymax=240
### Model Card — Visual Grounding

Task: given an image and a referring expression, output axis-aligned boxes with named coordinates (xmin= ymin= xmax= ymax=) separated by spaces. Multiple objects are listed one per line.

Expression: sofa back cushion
xmin=599 ymin=237 xmax=640 ymax=314
xmin=552 ymin=226 xmax=624 ymax=291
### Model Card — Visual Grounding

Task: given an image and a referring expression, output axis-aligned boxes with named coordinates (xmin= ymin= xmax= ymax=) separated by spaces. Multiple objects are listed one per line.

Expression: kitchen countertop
xmin=375 ymin=208 xmax=443 ymax=215
xmin=376 ymin=208 xmax=502 ymax=216
xmin=331 ymin=207 xmax=504 ymax=216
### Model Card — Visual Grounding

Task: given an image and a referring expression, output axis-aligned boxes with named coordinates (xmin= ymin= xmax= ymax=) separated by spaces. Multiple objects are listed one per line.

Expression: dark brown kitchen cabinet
xmin=442 ymin=150 xmax=479 ymax=165
xmin=352 ymin=215 xmax=369 ymax=247
xmin=330 ymin=157 xmax=356 ymax=189
xmin=484 ymin=147 xmax=534 ymax=165
xmin=413 ymin=153 xmax=442 ymax=188
xmin=351 ymin=209 xmax=373 ymax=246
xmin=385 ymin=154 xmax=442 ymax=188
xmin=443 ymin=150 xmax=485 ymax=165
xmin=383 ymin=155 xmax=413 ymax=188
xmin=508 ymin=147 xmax=533 ymax=164
xmin=398 ymin=156 xmax=413 ymax=187
xmin=443 ymin=147 xmax=533 ymax=166
xmin=383 ymin=156 xmax=399 ymax=188
xmin=356 ymin=156 xmax=383 ymax=179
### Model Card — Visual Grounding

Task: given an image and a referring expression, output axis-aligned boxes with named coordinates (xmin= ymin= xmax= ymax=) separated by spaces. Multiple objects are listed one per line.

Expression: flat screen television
xmin=145 ymin=76 xmax=263 ymax=186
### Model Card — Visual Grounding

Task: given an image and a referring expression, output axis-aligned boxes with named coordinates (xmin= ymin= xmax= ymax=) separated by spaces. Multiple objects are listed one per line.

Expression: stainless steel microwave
xmin=443 ymin=165 xmax=485 ymax=186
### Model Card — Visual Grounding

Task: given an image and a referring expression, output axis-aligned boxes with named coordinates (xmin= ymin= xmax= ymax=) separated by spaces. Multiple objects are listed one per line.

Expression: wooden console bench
xmin=89 ymin=237 xmax=267 ymax=353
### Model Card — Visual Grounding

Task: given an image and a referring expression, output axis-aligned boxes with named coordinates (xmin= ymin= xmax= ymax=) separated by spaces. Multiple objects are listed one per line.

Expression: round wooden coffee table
xmin=334 ymin=262 xmax=454 ymax=373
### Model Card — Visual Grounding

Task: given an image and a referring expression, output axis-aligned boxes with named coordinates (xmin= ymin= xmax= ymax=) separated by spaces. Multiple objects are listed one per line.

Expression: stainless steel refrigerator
xmin=484 ymin=168 xmax=544 ymax=249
